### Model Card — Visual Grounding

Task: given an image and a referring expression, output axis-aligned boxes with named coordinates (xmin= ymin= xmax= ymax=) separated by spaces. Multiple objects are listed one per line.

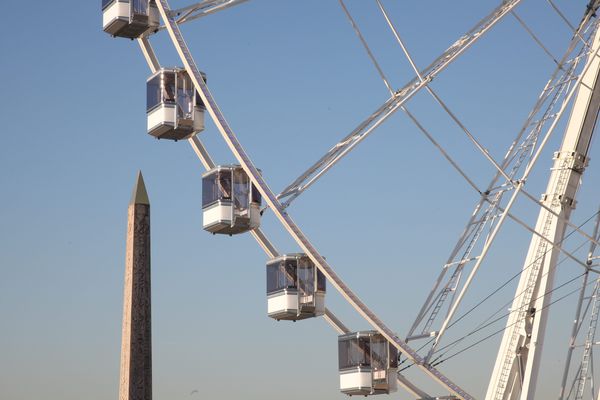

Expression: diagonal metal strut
xmin=277 ymin=0 xmax=524 ymax=208
xmin=137 ymin=31 xmax=434 ymax=400
xmin=155 ymin=0 xmax=476 ymax=397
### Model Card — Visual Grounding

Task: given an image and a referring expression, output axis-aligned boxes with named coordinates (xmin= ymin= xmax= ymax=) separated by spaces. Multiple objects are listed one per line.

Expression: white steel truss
xmin=111 ymin=1 xmax=600 ymax=399
xmin=153 ymin=0 xmax=477 ymax=397
xmin=559 ymin=209 xmax=600 ymax=400
xmin=137 ymin=9 xmax=436 ymax=400
xmin=276 ymin=0 xmax=524 ymax=209
xmin=486 ymin=4 xmax=600 ymax=398
xmin=157 ymin=0 xmax=249 ymax=29
xmin=406 ymin=6 xmax=600 ymax=361
xmin=137 ymin=33 xmax=434 ymax=400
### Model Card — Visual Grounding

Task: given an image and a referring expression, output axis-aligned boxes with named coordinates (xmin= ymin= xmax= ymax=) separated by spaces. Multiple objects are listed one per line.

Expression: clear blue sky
xmin=1 ymin=1 xmax=599 ymax=399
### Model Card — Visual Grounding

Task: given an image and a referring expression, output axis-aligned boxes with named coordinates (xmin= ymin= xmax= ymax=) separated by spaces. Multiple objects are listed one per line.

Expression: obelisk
xmin=119 ymin=171 xmax=152 ymax=400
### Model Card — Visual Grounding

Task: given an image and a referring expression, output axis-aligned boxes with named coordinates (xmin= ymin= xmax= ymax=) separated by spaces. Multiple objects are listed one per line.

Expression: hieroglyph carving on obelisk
xmin=119 ymin=171 xmax=152 ymax=400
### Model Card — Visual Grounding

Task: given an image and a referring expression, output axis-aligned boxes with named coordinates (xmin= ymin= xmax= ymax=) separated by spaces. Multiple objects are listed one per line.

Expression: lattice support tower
xmin=486 ymin=12 xmax=600 ymax=400
xmin=559 ymin=209 xmax=600 ymax=400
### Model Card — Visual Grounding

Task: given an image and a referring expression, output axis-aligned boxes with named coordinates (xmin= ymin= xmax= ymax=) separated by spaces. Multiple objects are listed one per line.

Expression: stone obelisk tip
xmin=130 ymin=171 xmax=150 ymax=205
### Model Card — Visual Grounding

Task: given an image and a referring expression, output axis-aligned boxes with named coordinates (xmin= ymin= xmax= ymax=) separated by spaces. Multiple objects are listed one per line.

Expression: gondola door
xmin=130 ymin=0 xmax=150 ymax=26
xmin=297 ymin=258 xmax=316 ymax=316
xmin=175 ymin=70 xmax=194 ymax=132
xmin=370 ymin=336 xmax=388 ymax=392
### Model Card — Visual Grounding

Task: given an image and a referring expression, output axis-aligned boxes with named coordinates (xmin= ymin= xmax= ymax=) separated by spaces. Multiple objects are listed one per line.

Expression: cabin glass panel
xmin=251 ymin=184 xmax=262 ymax=205
xmin=101 ymin=0 xmax=113 ymax=10
xmin=202 ymin=170 xmax=232 ymax=207
xmin=317 ymin=270 xmax=326 ymax=292
xmin=266 ymin=259 xmax=297 ymax=294
xmin=370 ymin=336 xmax=388 ymax=371
xmin=388 ymin=344 xmax=398 ymax=368
xmin=297 ymin=258 xmax=315 ymax=298
xmin=146 ymin=71 xmax=176 ymax=111
xmin=163 ymin=72 xmax=176 ymax=103
xmin=131 ymin=0 xmax=148 ymax=16
xmin=202 ymin=172 xmax=218 ymax=207
xmin=219 ymin=171 xmax=232 ymax=200
xmin=233 ymin=169 xmax=250 ymax=212
xmin=147 ymin=75 xmax=161 ymax=111
xmin=176 ymin=71 xmax=194 ymax=119
xmin=339 ymin=336 xmax=370 ymax=370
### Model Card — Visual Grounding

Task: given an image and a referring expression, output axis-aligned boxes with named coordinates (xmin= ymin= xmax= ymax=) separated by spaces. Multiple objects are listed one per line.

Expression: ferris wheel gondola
xmin=266 ymin=254 xmax=326 ymax=321
xmin=102 ymin=0 xmax=600 ymax=399
xmin=102 ymin=0 xmax=159 ymax=39
xmin=201 ymin=165 xmax=262 ymax=235
xmin=338 ymin=331 xmax=398 ymax=396
xmin=146 ymin=68 xmax=206 ymax=140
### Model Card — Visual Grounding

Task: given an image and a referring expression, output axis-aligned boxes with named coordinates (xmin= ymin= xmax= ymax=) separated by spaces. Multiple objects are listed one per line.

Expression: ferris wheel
xmin=102 ymin=0 xmax=600 ymax=399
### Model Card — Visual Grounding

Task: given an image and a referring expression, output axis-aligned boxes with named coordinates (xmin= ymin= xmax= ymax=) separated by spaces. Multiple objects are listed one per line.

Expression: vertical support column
xmin=119 ymin=171 xmax=152 ymax=400
xmin=486 ymin=22 xmax=600 ymax=400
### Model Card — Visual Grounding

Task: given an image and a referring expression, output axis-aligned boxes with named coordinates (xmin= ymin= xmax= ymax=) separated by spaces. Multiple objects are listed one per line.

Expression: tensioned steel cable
xmin=340 ymin=0 xmax=484 ymax=195
xmin=401 ymin=4 xmax=598 ymax=388
xmin=546 ymin=0 xmax=592 ymax=49
xmin=400 ymin=271 xmax=589 ymax=371
xmin=431 ymin=270 xmax=587 ymax=364
xmin=406 ymin=6 xmax=589 ymax=342
xmin=445 ymin=211 xmax=600 ymax=332
xmin=431 ymin=274 xmax=595 ymax=367
xmin=511 ymin=10 xmax=561 ymax=67
xmin=392 ymin=10 xmax=599 ymax=366
xmin=399 ymin=210 xmax=600 ymax=368
xmin=338 ymin=0 xmax=394 ymax=96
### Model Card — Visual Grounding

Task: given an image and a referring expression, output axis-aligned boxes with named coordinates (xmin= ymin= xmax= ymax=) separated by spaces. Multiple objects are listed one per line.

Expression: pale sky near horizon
xmin=2 ymin=1 xmax=600 ymax=399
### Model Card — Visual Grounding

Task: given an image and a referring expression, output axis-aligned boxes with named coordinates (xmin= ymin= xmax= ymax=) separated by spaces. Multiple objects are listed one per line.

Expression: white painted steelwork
xmin=404 ymin=4 xmax=600 ymax=370
xmin=276 ymin=0 xmax=524 ymax=209
xmin=559 ymin=210 xmax=600 ymax=400
xmin=486 ymin=7 xmax=600 ymax=399
xmin=135 ymin=33 xmax=434 ymax=400
xmin=100 ymin=1 xmax=600 ymax=398
xmin=155 ymin=0 xmax=476 ymax=398
xmin=169 ymin=0 xmax=249 ymax=26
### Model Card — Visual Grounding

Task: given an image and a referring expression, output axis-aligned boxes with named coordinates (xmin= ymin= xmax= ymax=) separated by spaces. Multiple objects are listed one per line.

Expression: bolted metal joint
xmin=552 ymin=150 xmax=590 ymax=173
xmin=540 ymin=193 xmax=577 ymax=209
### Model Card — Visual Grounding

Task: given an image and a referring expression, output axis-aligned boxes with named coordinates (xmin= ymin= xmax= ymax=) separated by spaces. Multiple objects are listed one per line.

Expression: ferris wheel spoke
xmin=559 ymin=209 xmax=600 ymax=400
xmin=372 ymin=2 xmax=531 ymax=191
xmin=107 ymin=0 xmax=600 ymax=398
xmin=510 ymin=10 xmax=562 ymax=67
xmin=546 ymin=0 xmax=595 ymax=51
xmin=135 ymin=31 xmax=442 ymax=399
xmin=518 ymin=187 xmax=600 ymax=250
xmin=155 ymin=0 xmax=478 ymax=397
xmin=419 ymin=28 xmax=600 ymax=364
xmin=497 ymin=205 xmax=591 ymax=271
xmin=137 ymin=14 xmax=442 ymax=400
xmin=340 ymin=1 xmax=488 ymax=198
xmin=152 ymin=0 xmax=250 ymax=32
xmin=429 ymin=222 xmax=600 ymax=370
xmin=276 ymin=0 xmax=524 ymax=210
xmin=407 ymin=14 xmax=600 ymax=348
xmin=374 ymin=0 xmax=422 ymax=81
xmin=338 ymin=0 xmax=394 ymax=96
xmin=547 ymin=0 xmax=577 ymax=32
xmin=276 ymin=95 xmax=398 ymax=203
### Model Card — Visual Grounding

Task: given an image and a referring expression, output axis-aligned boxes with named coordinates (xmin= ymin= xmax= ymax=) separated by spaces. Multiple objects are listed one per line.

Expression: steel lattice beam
xmin=277 ymin=0 xmax=524 ymax=208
